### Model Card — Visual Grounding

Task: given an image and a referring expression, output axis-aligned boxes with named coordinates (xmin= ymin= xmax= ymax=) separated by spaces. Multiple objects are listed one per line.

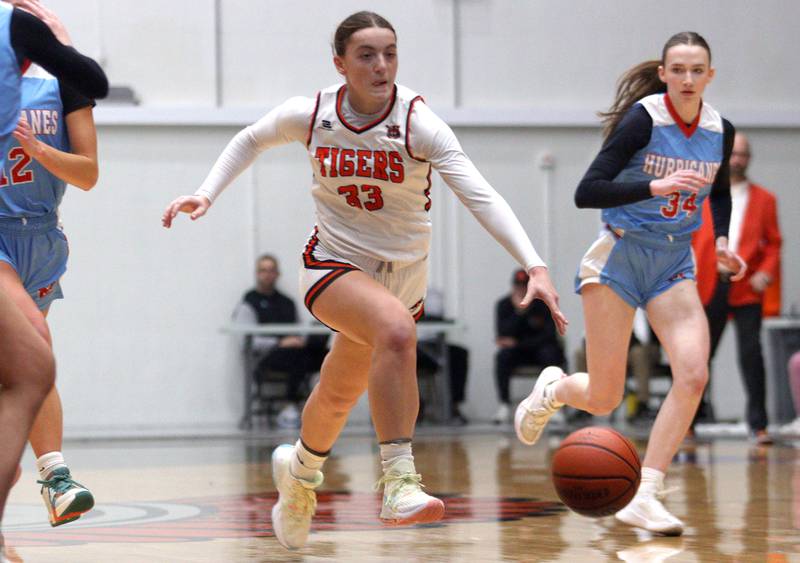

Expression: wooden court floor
xmin=4 ymin=426 xmax=799 ymax=561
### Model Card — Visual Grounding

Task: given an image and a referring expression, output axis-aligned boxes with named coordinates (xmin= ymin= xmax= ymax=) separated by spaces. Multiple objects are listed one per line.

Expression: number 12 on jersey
xmin=337 ymin=184 xmax=384 ymax=211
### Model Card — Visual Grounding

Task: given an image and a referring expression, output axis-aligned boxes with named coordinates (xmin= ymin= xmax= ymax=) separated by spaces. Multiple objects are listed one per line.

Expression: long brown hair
xmin=333 ymin=11 xmax=396 ymax=57
xmin=600 ymin=32 xmax=712 ymax=138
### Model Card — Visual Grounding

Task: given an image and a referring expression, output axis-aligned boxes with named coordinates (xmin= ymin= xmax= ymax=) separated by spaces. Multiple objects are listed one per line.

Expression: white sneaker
xmin=615 ymin=484 xmax=684 ymax=536
xmin=376 ymin=458 xmax=445 ymax=525
xmin=271 ymin=444 xmax=323 ymax=550
xmin=492 ymin=403 xmax=511 ymax=424
xmin=276 ymin=404 xmax=300 ymax=429
xmin=514 ymin=366 xmax=565 ymax=445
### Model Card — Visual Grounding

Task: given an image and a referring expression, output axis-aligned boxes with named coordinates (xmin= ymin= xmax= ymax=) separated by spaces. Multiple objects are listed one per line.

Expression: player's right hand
xmin=161 ymin=195 xmax=211 ymax=228
xmin=520 ymin=266 xmax=568 ymax=336
xmin=649 ymin=169 xmax=706 ymax=197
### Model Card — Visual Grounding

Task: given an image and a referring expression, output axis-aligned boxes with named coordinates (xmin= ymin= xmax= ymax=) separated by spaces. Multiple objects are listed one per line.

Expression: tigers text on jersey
xmin=603 ymin=93 xmax=724 ymax=237
xmin=0 ymin=65 xmax=69 ymax=218
xmin=307 ymin=84 xmax=432 ymax=264
xmin=0 ymin=2 xmax=21 ymax=165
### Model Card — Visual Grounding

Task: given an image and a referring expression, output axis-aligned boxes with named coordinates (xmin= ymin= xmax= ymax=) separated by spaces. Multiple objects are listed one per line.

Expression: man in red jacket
xmin=692 ymin=132 xmax=783 ymax=444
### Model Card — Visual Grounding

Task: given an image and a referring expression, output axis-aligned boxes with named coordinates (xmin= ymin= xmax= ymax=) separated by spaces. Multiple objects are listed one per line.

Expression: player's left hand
xmin=520 ymin=266 xmax=568 ymax=335
xmin=9 ymin=0 xmax=72 ymax=45
xmin=715 ymin=237 xmax=747 ymax=282
xmin=12 ymin=116 xmax=43 ymax=159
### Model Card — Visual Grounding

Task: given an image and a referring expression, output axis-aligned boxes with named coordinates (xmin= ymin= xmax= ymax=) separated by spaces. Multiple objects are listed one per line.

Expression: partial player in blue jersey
xmin=0 ymin=0 xmax=101 ymax=530
xmin=515 ymin=32 xmax=746 ymax=536
xmin=0 ymin=0 xmax=106 ymax=538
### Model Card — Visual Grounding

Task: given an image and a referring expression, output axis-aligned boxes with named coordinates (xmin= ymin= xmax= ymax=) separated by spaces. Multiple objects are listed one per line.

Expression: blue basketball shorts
xmin=0 ymin=212 xmax=68 ymax=311
xmin=574 ymin=227 xmax=695 ymax=308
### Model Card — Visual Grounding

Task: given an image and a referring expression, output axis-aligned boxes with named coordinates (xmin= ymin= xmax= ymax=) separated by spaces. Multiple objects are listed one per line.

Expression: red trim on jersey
xmin=304 ymin=268 xmax=348 ymax=310
xmin=423 ymin=166 xmax=432 ymax=212
xmin=411 ymin=299 xmax=425 ymax=322
xmin=302 ymin=228 xmax=359 ymax=271
xmin=19 ymin=59 xmax=31 ymax=75
xmin=306 ymin=91 xmax=322 ymax=147
xmin=405 ymin=95 xmax=428 ymax=163
xmin=664 ymin=93 xmax=702 ymax=138
xmin=335 ymin=85 xmax=397 ymax=134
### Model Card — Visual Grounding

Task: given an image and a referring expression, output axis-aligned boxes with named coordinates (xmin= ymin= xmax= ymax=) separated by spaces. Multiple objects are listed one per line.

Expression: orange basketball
xmin=551 ymin=426 xmax=641 ymax=517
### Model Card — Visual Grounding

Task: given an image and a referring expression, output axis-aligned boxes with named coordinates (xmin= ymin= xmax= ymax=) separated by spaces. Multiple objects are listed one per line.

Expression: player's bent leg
xmin=311 ymin=270 xmax=419 ymax=443
xmin=515 ymin=284 xmax=633 ymax=445
xmin=311 ymin=271 xmax=443 ymax=526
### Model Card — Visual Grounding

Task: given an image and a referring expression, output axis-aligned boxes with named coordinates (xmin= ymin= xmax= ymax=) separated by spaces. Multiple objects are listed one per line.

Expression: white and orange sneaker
xmin=514 ymin=366 xmax=566 ymax=445
xmin=376 ymin=458 xmax=444 ymax=525
xmin=271 ymin=444 xmax=323 ymax=550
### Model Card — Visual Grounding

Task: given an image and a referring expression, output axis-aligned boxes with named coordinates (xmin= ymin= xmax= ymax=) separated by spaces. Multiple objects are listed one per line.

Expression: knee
xmin=375 ymin=315 xmax=416 ymax=356
xmin=674 ymin=365 xmax=708 ymax=397
xmin=585 ymin=391 xmax=624 ymax=416
xmin=26 ymin=351 xmax=55 ymax=400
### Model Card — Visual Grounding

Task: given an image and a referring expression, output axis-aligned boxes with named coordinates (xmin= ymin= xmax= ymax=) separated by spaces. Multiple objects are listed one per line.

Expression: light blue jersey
xmin=0 ymin=65 xmax=69 ymax=218
xmin=602 ymin=93 xmax=724 ymax=238
xmin=0 ymin=66 xmax=70 ymax=310
xmin=0 ymin=2 xmax=21 ymax=165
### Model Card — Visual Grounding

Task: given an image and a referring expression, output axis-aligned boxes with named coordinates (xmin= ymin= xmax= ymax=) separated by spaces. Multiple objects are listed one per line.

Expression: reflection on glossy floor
xmin=4 ymin=426 xmax=800 ymax=561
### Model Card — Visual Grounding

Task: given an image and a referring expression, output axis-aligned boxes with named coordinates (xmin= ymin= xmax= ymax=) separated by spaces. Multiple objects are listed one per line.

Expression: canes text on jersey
xmin=20 ymin=108 xmax=60 ymax=136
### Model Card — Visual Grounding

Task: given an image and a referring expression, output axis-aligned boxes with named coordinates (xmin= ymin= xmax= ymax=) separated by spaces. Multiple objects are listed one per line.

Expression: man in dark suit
xmin=692 ymin=133 xmax=782 ymax=443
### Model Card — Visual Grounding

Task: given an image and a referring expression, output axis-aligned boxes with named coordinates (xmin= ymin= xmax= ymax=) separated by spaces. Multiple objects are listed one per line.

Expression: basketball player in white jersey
xmin=163 ymin=11 xmax=566 ymax=551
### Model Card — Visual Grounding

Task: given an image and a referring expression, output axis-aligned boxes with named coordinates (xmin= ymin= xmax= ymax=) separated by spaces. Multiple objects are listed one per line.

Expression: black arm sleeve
xmin=10 ymin=9 xmax=108 ymax=99
xmin=59 ymin=81 xmax=95 ymax=116
xmin=574 ymin=105 xmax=654 ymax=209
xmin=708 ymin=119 xmax=735 ymax=240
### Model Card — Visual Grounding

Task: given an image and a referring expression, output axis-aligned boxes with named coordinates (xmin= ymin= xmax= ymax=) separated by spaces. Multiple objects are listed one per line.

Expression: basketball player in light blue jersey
xmin=515 ymin=32 xmax=746 ymax=536
xmin=0 ymin=0 xmax=100 ymax=528
xmin=0 ymin=0 xmax=106 ymax=539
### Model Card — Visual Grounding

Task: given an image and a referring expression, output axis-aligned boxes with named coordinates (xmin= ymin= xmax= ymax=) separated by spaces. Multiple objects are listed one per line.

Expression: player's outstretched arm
xmin=161 ymin=195 xmax=211 ymax=229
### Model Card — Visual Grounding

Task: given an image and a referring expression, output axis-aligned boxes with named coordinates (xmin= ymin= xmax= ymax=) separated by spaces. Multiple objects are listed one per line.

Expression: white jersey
xmin=308 ymin=84 xmax=432 ymax=263
xmin=195 ymin=83 xmax=545 ymax=270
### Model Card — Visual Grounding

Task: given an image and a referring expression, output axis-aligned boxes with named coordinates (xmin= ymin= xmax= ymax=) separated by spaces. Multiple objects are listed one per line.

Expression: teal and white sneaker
xmin=38 ymin=467 xmax=94 ymax=527
xmin=376 ymin=458 xmax=445 ymax=525
xmin=271 ymin=444 xmax=323 ymax=550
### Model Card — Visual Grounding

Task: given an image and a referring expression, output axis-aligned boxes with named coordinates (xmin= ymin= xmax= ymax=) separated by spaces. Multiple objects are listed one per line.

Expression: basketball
xmin=551 ymin=427 xmax=641 ymax=517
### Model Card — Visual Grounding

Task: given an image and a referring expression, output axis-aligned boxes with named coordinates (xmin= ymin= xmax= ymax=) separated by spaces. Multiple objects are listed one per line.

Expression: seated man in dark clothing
xmin=493 ymin=269 xmax=565 ymax=424
xmin=235 ymin=254 xmax=326 ymax=428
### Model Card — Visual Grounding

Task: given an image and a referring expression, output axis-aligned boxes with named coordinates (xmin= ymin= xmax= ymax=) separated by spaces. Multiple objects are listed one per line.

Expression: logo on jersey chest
xmin=642 ymin=153 xmax=720 ymax=184
xmin=386 ymin=124 xmax=401 ymax=139
xmin=314 ymin=146 xmax=405 ymax=183
xmin=20 ymin=108 xmax=60 ymax=136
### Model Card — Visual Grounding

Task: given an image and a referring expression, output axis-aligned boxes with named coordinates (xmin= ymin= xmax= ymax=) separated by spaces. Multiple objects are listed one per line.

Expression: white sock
xmin=545 ymin=382 xmax=564 ymax=408
xmin=290 ymin=440 xmax=326 ymax=482
xmin=379 ymin=441 xmax=414 ymax=474
xmin=36 ymin=451 xmax=66 ymax=480
xmin=639 ymin=467 xmax=665 ymax=494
